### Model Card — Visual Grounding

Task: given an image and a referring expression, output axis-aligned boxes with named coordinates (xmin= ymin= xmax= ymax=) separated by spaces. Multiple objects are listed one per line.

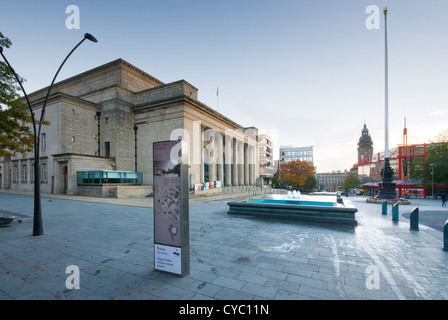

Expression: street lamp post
xmin=0 ymin=33 xmax=98 ymax=236
xmin=133 ymin=125 xmax=138 ymax=172
xmin=430 ymin=163 xmax=436 ymax=199
xmin=377 ymin=7 xmax=397 ymax=200
xmin=96 ymin=111 xmax=101 ymax=156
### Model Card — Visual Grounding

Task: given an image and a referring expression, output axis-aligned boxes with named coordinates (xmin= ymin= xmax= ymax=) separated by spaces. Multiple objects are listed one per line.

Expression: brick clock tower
xmin=358 ymin=122 xmax=373 ymax=164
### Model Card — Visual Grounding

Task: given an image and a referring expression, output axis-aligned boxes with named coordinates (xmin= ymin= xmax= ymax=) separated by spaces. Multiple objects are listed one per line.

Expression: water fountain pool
xmin=248 ymin=190 xmax=337 ymax=207
xmin=227 ymin=191 xmax=358 ymax=225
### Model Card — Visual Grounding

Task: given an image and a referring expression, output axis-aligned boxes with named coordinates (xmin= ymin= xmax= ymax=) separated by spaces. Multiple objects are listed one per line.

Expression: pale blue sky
xmin=1 ymin=1 xmax=447 ymax=172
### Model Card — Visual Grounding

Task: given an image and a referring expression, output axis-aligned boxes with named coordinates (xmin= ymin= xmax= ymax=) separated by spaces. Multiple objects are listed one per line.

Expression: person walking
xmin=442 ymin=193 xmax=447 ymax=207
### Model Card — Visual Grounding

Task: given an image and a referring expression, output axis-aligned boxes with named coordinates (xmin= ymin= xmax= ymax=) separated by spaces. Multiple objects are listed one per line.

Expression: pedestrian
xmin=442 ymin=193 xmax=447 ymax=207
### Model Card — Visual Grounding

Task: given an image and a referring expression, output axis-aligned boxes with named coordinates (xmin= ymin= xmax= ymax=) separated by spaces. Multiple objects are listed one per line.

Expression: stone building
xmin=358 ymin=121 xmax=373 ymax=164
xmin=258 ymin=134 xmax=275 ymax=185
xmin=0 ymin=59 xmax=259 ymax=197
xmin=315 ymin=171 xmax=349 ymax=192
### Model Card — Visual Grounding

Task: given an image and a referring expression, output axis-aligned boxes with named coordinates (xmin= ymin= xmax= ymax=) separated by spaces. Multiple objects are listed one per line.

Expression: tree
xmin=408 ymin=157 xmax=425 ymax=182
xmin=272 ymin=171 xmax=280 ymax=188
xmin=278 ymin=160 xmax=315 ymax=187
xmin=408 ymin=130 xmax=448 ymax=186
xmin=426 ymin=130 xmax=448 ymax=185
xmin=303 ymin=175 xmax=317 ymax=192
xmin=0 ymin=32 xmax=34 ymax=157
xmin=343 ymin=173 xmax=361 ymax=190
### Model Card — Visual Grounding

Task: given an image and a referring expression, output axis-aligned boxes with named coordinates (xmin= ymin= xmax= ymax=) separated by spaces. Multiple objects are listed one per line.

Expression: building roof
xmin=27 ymin=58 xmax=165 ymax=101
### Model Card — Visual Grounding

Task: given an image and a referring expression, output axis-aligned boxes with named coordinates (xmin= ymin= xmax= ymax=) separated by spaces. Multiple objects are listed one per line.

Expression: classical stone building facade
xmin=315 ymin=171 xmax=349 ymax=192
xmin=0 ymin=59 xmax=259 ymax=196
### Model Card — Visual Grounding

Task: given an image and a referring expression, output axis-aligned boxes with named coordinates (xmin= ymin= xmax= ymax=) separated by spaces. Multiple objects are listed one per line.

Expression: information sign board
xmin=153 ymin=140 xmax=189 ymax=276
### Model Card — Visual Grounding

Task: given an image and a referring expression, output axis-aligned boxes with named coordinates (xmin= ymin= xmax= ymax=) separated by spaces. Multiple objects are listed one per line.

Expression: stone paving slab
xmin=0 ymin=191 xmax=448 ymax=302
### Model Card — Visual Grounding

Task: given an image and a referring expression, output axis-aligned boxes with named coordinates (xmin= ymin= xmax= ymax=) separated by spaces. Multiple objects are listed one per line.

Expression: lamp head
xmin=84 ymin=33 xmax=98 ymax=43
xmin=384 ymin=7 xmax=388 ymax=16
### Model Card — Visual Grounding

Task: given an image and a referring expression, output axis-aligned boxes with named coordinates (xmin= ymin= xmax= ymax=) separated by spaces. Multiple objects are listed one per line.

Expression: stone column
xmin=225 ymin=135 xmax=232 ymax=186
xmin=249 ymin=145 xmax=255 ymax=185
xmin=200 ymin=124 xmax=205 ymax=183
xmin=208 ymin=136 xmax=216 ymax=182
xmin=244 ymin=143 xmax=249 ymax=185
xmin=232 ymin=138 xmax=238 ymax=186
xmin=216 ymin=133 xmax=224 ymax=184
xmin=238 ymin=141 xmax=244 ymax=186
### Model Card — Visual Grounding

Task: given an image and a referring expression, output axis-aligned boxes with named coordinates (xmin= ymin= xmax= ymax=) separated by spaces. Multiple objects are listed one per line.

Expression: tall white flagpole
xmin=378 ymin=7 xmax=397 ymax=199
xmin=384 ymin=7 xmax=389 ymax=159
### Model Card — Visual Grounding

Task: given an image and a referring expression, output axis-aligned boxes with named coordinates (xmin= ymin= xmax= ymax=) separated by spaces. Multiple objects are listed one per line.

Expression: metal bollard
xmin=444 ymin=220 xmax=448 ymax=251
xmin=392 ymin=202 xmax=399 ymax=222
xmin=410 ymin=207 xmax=419 ymax=231
xmin=382 ymin=201 xmax=387 ymax=215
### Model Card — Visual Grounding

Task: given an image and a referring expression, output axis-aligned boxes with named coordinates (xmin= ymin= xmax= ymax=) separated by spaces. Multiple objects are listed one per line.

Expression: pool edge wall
xmin=227 ymin=201 xmax=358 ymax=226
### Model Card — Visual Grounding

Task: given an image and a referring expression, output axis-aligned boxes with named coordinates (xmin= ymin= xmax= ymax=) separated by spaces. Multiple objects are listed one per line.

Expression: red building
xmin=358 ymin=143 xmax=431 ymax=197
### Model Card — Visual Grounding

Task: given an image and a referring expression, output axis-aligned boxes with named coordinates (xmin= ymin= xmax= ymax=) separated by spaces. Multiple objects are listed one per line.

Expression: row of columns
xmin=200 ymin=127 xmax=257 ymax=186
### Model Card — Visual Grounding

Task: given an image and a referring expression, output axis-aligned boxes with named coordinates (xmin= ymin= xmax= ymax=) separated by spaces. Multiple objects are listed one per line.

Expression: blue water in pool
xmin=248 ymin=192 xmax=337 ymax=207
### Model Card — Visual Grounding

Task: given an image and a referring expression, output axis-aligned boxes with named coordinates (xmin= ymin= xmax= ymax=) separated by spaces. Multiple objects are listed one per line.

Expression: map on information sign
xmin=153 ymin=141 xmax=182 ymax=247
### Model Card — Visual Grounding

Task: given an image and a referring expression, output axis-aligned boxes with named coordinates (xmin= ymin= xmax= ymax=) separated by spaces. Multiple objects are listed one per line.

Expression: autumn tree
xmin=303 ymin=175 xmax=317 ymax=192
xmin=278 ymin=160 xmax=316 ymax=188
xmin=0 ymin=32 xmax=34 ymax=157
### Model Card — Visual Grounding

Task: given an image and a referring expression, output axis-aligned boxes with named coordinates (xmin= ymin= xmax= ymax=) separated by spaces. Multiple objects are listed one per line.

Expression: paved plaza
xmin=1 ymin=190 xmax=448 ymax=301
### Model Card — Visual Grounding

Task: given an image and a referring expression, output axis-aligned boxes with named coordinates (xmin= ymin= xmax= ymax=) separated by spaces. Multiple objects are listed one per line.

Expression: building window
xmin=42 ymin=163 xmax=47 ymax=182
xmin=31 ymin=162 xmax=35 ymax=182
xmin=14 ymin=165 xmax=18 ymax=182
xmin=42 ymin=133 xmax=46 ymax=150
xmin=23 ymin=164 xmax=27 ymax=182
xmin=105 ymin=142 xmax=111 ymax=158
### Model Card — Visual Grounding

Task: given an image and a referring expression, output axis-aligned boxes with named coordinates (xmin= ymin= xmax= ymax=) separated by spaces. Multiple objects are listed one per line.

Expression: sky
xmin=1 ymin=0 xmax=447 ymax=172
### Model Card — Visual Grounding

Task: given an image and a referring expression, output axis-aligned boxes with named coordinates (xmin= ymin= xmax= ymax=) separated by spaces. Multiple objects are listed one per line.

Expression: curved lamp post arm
xmin=38 ymin=33 xmax=98 ymax=138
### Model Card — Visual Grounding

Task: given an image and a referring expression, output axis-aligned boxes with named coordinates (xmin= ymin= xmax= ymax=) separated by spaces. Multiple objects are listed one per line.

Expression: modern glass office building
xmin=279 ymin=146 xmax=314 ymax=165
